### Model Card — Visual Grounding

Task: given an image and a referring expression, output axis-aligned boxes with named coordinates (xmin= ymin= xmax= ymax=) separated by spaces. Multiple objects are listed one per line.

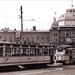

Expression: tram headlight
xmin=56 ymin=55 xmax=63 ymax=60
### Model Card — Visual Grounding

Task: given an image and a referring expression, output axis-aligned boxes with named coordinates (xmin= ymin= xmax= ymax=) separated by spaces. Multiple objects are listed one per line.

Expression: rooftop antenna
xmin=71 ymin=0 xmax=74 ymax=7
xmin=53 ymin=12 xmax=56 ymax=21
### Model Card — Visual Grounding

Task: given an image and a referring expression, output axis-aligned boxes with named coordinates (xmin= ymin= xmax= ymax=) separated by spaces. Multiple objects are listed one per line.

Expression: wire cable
xmin=0 ymin=15 xmax=19 ymax=19
xmin=34 ymin=20 xmax=50 ymax=25
xmin=0 ymin=15 xmax=50 ymax=24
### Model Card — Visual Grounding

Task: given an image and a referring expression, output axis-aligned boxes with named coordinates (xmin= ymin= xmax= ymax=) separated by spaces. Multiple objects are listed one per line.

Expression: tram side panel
xmin=64 ymin=49 xmax=73 ymax=63
xmin=0 ymin=46 xmax=5 ymax=64
xmin=36 ymin=47 xmax=50 ymax=63
xmin=71 ymin=49 xmax=75 ymax=62
xmin=72 ymin=55 xmax=75 ymax=62
xmin=21 ymin=46 xmax=37 ymax=63
xmin=0 ymin=44 xmax=53 ymax=66
xmin=0 ymin=47 xmax=3 ymax=63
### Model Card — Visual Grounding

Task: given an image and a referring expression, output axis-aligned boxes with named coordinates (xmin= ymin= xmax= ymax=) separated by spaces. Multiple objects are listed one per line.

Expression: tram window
xmin=49 ymin=49 xmax=51 ymax=55
xmin=30 ymin=48 xmax=36 ymax=56
xmin=11 ymin=48 xmax=20 ymax=56
xmin=44 ymin=48 xmax=48 ymax=55
xmin=65 ymin=50 xmax=69 ymax=54
xmin=21 ymin=48 xmax=29 ymax=56
xmin=50 ymin=49 xmax=53 ymax=55
xmin=73 ymin=50 xmax=75 ymax=54
xmin=57 ymin=47 xmax=63 ymax=52
xmin=70 ymin=50 xmax=72 ymax=54
xmin=0 ymin=48 xmax=3 ymax=56
xmin=5 ymin=48 xmax=11 ymax=56
xmin=37 ymin=48 xmax=43 ymax=55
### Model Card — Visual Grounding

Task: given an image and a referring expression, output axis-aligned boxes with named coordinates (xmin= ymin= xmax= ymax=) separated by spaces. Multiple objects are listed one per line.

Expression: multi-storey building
xmin=0 ymin=27 xmax=50 ymax=45
xmin=0 ymin=5 xmax=75 ymax=48
xmin=50 ymin=5 xmax=75 ymax=47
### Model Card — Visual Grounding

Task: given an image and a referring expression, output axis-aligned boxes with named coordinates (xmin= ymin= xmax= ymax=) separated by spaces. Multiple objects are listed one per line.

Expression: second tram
xmin=55 ymin=44 xmax=75 ymax=64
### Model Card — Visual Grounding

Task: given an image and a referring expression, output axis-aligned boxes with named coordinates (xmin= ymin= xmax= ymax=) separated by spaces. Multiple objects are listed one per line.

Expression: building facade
xmin=50 ymin=5 xmax=75 ymax=47
xmin=0 ymin=5 xmax=75 ymax=48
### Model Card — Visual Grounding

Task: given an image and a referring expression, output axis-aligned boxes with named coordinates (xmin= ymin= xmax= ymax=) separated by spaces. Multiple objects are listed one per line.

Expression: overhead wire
xmin=0 ymin=15 xmax=19 ymax=19
xmin=34 ymin=20 xmax=50 ymax=25
xmin=0 ymin=15 xmax=50 ymax=25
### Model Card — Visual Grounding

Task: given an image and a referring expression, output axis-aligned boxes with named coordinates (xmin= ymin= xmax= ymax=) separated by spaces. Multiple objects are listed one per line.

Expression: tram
xmin=0 ymin=41 xmax=54 ymax=66
xmin=55 ymin=44 xmax=75 ymax=64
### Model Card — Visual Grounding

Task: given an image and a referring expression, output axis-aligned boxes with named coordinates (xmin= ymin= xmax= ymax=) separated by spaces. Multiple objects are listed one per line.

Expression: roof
xmin=58 ymin=13 xmax=75 ymax=21
xmin=51 ymin=18 xmax=58 ymax=27
xmin=58 ymin=7 xmax=75 ymax=21
xmin=66 ymin=47 xmax=75 ymax=50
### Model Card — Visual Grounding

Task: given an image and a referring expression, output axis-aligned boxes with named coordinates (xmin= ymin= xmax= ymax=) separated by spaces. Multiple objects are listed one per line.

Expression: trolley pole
xmin=20 ymin=6 xmax=23 ymax=32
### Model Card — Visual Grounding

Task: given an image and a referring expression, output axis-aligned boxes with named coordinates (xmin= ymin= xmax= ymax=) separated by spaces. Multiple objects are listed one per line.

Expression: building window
xmin=53 ymin=33 xmax=57 ymax=36
xmin=3 ymin=37 xmax=7 ymax=41
xmin=26 ymin=37 xmax=29 ymax=41
xmin=60 ymin=39 xmax=63 ymax=41
xmin=16 ymin=31 xmax=20 ymax=38
xmin=59 ymin=21 xmax=65 ymax=26
xmin=31 ymin=36 xmax=34 ymax=41
xmin=70 ymin=10 xmax=72 ymax=12
xmin=0 ymin=36 xmax=1 ymax=39
xmin=46 ymin=37 xmax=49 ymax=40
xmin=46 ymin=37 xmax=50 ymax=42
xmin=36 ymin=36 xmax=39 ymax=40
xmin=66 ymin=33 xmax=69 ymax=37
xmin=66 ymin=21 xmax=75 ymax=26
xmin=41 ymin=37 xmax=44 ymax=40
xmin=53 ymin=38 xmax=57 ymax=42
xmin=66 ymin=38 xmax=72 ymax=43
xmin=9 ymin=37 xmax=12 ymax=42
xmin=66 ymin=32 xmax=71 ymax=37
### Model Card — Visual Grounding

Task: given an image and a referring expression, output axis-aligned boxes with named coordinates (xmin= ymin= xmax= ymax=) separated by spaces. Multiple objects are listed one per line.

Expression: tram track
xmin=0 ymin=65 xmax=63 ymax=75
xmin=0 ymin=64 xmax=49 ymax=72
xmin=0 ymin=63 xmax=75 ymax=73
xmin=0 ymin=63 xmax=63 ymax=73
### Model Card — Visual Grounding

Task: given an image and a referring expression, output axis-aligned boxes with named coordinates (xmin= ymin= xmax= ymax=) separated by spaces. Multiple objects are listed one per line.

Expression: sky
xmin=0 ymin=0 xmax=74 ymax=31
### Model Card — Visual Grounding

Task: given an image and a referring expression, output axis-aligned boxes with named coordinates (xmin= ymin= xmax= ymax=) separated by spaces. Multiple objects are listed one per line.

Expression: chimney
xmin=33 ymin=26 xmax=36 ymax=31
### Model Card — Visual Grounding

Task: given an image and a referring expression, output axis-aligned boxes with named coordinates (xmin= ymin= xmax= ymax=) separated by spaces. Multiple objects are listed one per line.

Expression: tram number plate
xmin=45 ymin=56 xmax=49 ymax=60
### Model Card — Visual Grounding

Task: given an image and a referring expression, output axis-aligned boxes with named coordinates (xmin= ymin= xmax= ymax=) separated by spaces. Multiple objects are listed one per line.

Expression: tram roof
xmin=0 ymin=41 xmax=53 ymax=47
xmin=57 ymin=45 xmax=71 ymax=49
xmin=66 ymin=47 xmax=75 ymax=50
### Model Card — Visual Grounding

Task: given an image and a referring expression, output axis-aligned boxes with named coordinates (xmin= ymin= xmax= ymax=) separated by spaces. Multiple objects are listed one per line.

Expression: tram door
xmin=50 ymin=47 xmax=54 ymax=64
xmin=69 ymin=50 xmax=72 ymax=61
xmin=0 ymin=46 xmax=3 ymax=63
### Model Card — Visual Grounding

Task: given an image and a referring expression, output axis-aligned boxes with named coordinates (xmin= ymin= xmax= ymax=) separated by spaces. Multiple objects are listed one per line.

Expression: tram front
xmin=54 ymin=45 xmax=71 ymax=63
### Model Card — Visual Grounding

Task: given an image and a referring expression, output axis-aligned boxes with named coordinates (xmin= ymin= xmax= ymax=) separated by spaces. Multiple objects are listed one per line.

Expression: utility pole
xmin=20 ymin=6 xmax=23 ymax=32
